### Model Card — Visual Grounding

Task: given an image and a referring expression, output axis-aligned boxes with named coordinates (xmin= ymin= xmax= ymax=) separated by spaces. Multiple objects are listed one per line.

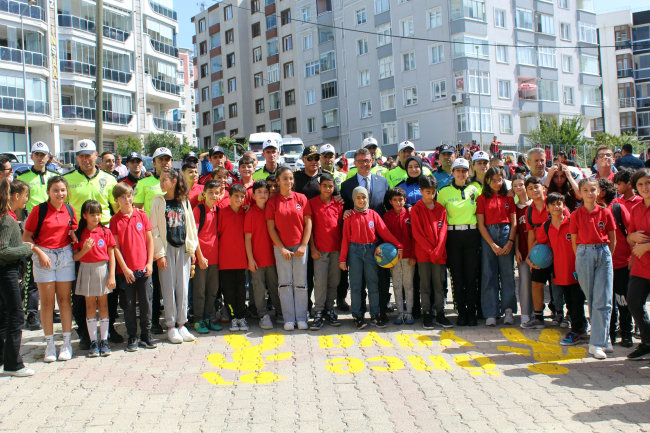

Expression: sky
xmin=175 ymin=0 xmax=650 ymax=55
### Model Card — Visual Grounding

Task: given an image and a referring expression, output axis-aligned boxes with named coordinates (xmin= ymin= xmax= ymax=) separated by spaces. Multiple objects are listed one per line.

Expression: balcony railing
xmin=635 ymin=68 xmax=650 ymax=80
xmin=150 ymin=77 xmax=180 ymax=95
xmin=638 ymin=126 xmax=650 ymax=137
xmin=62 ymin=105 xmax=133 ymax=125
xmin=149 ymin=39 xmax=178 ymax=58
xmin=1 ymin=97 xmax=49 ymax=115
xmin=637 ymin=97 xmax=650 ymax=109
xmin=149 ymin=0 xmax=177 ymax=21
xmin=0 ymin=0 xmax=46 ymax=21
xmin=621 ymin=126 xmax=637 ymax=134
xmin=60 ymin=60 xmax=96 ymax=76
xmin=633 ymin=40 xmax=650 ymax=52
xmin=57 ymin=14 xmax=130 ymax=42
xmin=619 ymin=97 xmax=635 ymax=108
xmin=153 ymin=117 xmax=181 ymax=132
xmin=616 ymin=40 xmax=632 ymax=50
xmin=451 ymin=0 xmax=485 ymax=21
xmin=0 ymin=47 xmax=48 ymax=68
xmin=103 ymin=68 xmax=132 ymax=84
xmin=617 ymin=68 xmax=634 ymax=78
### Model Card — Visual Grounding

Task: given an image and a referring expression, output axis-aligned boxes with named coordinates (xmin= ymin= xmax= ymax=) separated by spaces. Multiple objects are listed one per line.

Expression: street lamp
xmin=475 ymin=45 xmax=483 ymax=146
xmin=21 ymin=0 xmax=38 ymax=161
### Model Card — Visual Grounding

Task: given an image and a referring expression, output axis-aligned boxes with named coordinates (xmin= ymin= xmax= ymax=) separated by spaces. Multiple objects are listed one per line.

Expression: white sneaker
xmin=486 ymin=317 xmax=497 ymax=326
xmin=589 ymin=345 xmax=607 ymax=359
xmin=167 ymin=327 xmax=183 ymax=344
xmin=520 ymin=315 xmax=530 ymax=327
xmin=4 ymin=367 xmax=35 ymax=377
xmin=259 ymin=314 xmax=273 ymax=330
xmin=58 ymin=342 xmax=73 ymax=361
xmin=284 ymin=322 xmax=295 ymax=331
xmin=44 ymin=343 xmax=56 ymax=363
xmin=178 ymin=326 xmax=196 ymax=342
xmin=297 ymin=321 xmax=309 ymax=330
xmin=604 ymin=342 xmax=614 ymax=353
xmin=238 ymin=319 xmax=249 ymax=331
xmin=504 ymin=309 xmax=514 ymax=325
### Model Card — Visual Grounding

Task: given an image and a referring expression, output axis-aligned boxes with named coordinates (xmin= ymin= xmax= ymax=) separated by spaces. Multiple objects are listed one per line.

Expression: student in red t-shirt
xmin=191 ymin=180 xmax=223 ymax=334
xmin=72 ymin=200 xmax=116 ymax=357
xmin=233 ymin=155 xmax=256 ymax=206
xmin=266 ymin=167 xmax=312 ymax=332
xmin=512 ymin=174 xmax=534 ymax=326
xmin=570 ymin=178 xmax=616 ymax=359
xmin=306 ymin=172 xmax=343 ymax=330
xmin=245 ymin=180 xmax=281 ymax=330
xmin=340 ymin=186 xmax=403 ymax=330
xmin=538 ymin=193 xmax=587 ymax=346
xmin=110 ymin=183 xmax=156 ymax=351
xmin=211 ymin=167 xmax=231 ymax=209
xmin=183 ymin=162 xmax=204 ymax=208
xmin=613 ymin=168 xmax=641 ymax=213
xmin=476 ymin=167 xmax=517 ymax=326
xmin=626 ymin=169 xmax=650 ymax=360
xmin=218 ymin=183 xmax=249 ymax=332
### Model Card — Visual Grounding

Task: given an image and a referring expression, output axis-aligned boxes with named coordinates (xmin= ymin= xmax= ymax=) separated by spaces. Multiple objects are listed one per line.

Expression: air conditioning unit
xmin=451 ymin=93 xmax=463 ymax=104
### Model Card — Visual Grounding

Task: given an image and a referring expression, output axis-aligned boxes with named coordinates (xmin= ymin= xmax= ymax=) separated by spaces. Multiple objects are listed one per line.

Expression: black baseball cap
xmin=302 ymin=145 xmax=320 ymax=158
xmin=125 ymin=152 xmax=142 ymax=163
xmin=209 ymin=146 xmax=226 ymax=157
xmin=439 ymin=144 xmax=455 ymax=154
xmin=183 ymin=151 xmax=199 ymax=163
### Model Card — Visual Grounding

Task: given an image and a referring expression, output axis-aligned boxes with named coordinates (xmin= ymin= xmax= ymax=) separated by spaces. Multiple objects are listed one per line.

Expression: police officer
xmin=346 ymin=138 xmax=388 ymax=179
xmin=253 ymin=140 xmax=281 ymax=180
xmin=118 ymin=152 xmax=145 ymax=189
xmin=319 ymin=144 xmax=346 ymax=189
xmin=433 ymin=144 xmax=456 ymax=190
xmin=385 ymin=141 xmax=432 ymax=188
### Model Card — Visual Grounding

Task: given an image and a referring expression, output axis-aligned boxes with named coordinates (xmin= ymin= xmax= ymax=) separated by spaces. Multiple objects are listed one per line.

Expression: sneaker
xmin=194 ymin=320 xmax=210 ymax=334
xmin=220 ymin=307 xmax=230 ymax=323
xmin=456 ymin=314 xmax=468 ymax=327
xmin=559 ymin=316 xmax=569 ymax=328
xmin=44 ymin=343 xmax=57 ymax=363
xmin=486 ymin=317 xmax=497 ymax=326
xmin=336 ymin=298 xmax=350 ymax=312
xmin=378 ymin=312 xmax=389 ymax=325
xmin=108 ymin=326 xmax=124 ymax=344
xmin=3 ymin=367 xmax=35 ymax=377
xmin=503 ymin=309 xmax=514 ymax=325
xmin=297 ymin=321 xmax=309 ymax=330
xmin=151 ymin=322 xmax=164 ymax=335
xmin=403 ymin=313 xmax=415 ymax=325
xmin=178 ymin=326 xmax=197 ymax=342
xmin=26 ymin=313 xmax=42 ymax=331
xmin=604 ymin=342 xmax=614 ymax=353
xmin=207 ymin=320 xmax=222 ymax=332
xmin=324 ymin=309 xmax=340 ymax=327
xmin=436 ymin=313 xmax=454 ymax=328
xmin=550 ymin=314 xmax=563 ymax=327
xmin=560 ymin=331 xmax=582 ymax=346
xmin=422 ymin=313 xmax=435 ymax=330
xmin=521 ymin=318 xmax=545 ymax=329
xmin=394 ymin=313 xmax=405 ymax=325
xmin=58 ymin=342 xmax=72 ymax=361
xmin=87 ymin=341 xmax=100 ymax=358
xmin=100 ymin=340 xmax=112 ymax=357
xmin=589 ymin=345 xmax=607 ymax=359
xmin=139 ymin=333 xmax=157 ymax=349
xmin=468 ymin=316 xmax=478 ymax=327
xmin=275 ymin=315 xmax=285 ymax=324
xmin=310 ymin=311 xmax=324 ymax=330
xmin=520 ymin=315 xmax=530 ymax=326
xmin=259 ymin=314 xmax=274 ymax=330
xmin=371 ymin=314 xmax=387 ymax=329
xmin=167 ymin=327 xmax=183 ymax=343
xmin=627 ymin=343 xmax=650 ymax=360
xmin=126 ymin=336 xmax=139 ymax=352
xmin=284 ymin=322 xmax=295 ymax=331
xmin=354 ymin=317 xmax=367 ymax=330
xmin=621 ymin=334 xmax=634 ymax=348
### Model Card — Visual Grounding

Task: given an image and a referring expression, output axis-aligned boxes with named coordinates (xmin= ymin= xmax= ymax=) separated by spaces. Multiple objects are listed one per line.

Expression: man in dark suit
xmin=340 ymin=148 xmax=391 ymax=324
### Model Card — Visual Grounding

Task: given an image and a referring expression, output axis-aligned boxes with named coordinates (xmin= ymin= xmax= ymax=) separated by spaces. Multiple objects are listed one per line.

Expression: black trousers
xmin=107 ymin=287 xmax=122 ymax=329
xmin=627 ymin=276 xmax=650 ymax=345
xmin=23 ymin=257 xmax=39 ymax=315
xmin=610 ymin=266 xmax=633 ymax=339
xmin=378 ymin=267 xmax=391 ymax=314
xmin=337 ymin=270 xmax=349 ymax=300
xmin=220 ymin=269 xmax=246 ymax=320
xmin=447 ymin=229 xmax=480 ymax=317
xmin=0 ymin=263 xmax=26 ymax=371
xmin=151 ymin=262 xmax=162 ymax=324
xmin=559 ymin=283 xmax=587 ymax=333
xmin=117 ymin=275 xmax=152 ymax=337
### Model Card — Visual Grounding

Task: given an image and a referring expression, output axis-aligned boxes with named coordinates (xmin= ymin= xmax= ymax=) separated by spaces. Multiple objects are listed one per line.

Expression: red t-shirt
xmin=73 ymin=226 xmax=116 ymax=263
xmin=216 ymin=190 xmax=231 ymax=209
xmin=569 ymin=205 xmax=615 ymax=245
xmin=629 ymin=201 xmax=650 ymax=279
xmin=188 ymin=182 xmax=204 ymax=209
xmin=110 ymin=209 xmax=152 ymax=274
xmin=382 ymin=208 xmax=414 ymax=260
xmin=594 ymin=171 xmax=615 ymax=181
xmin=265 ymin=192 xmax=308 ymax=247
xmin=410 ymin=200 xmax=447 ymax=264
xmin=244 ymin=204 xmax=275 ymax=268
xmin=340 ymin=209 xmax=403 ymax=263
xmin=232 ymin=180 xmax=254 ymax=206
xmin=305 ymin=196 xmax=344 ymax=253
xmin=525 ymin=200 xmax=570 ymax=244
xmin=25 ymin=201 xmax=78 ymax=249
xmin=193 ymin=204 xmax=218 ymax=265
xmin=537 ymin=217 xmax=578 ymax=286
xmin=613 ymin=195 xmax=642 ymax=215
xmin=608 ymin=203 xmax=631 ymax=270
xmin=217 ymin=205 xmax=247 ymax=270
xmin=476 ymin=194 xmax=515 ymax=226
xmin=515 ymin=203 xmax=530 ymax=259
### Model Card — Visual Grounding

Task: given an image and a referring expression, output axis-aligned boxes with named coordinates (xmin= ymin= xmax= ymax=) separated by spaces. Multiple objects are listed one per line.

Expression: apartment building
xmin=191 ymin=0 xmax=301 ymax=150
xmin=178 ymin=47 xmax=198 ymax=146
xmin=597 ymin=10 xmax=650 ymax=142
xmin=0 ymin=0 xmax=183 ymax=163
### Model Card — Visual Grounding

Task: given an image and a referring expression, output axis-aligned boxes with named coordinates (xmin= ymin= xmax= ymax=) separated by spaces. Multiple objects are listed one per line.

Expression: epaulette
xmin=14 ymin=167 xmax=30 ymax=176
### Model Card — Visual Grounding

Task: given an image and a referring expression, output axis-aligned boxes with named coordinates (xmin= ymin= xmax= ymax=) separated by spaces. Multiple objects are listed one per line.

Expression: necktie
xmin=364 ymin=177 xmax=371 ymax=200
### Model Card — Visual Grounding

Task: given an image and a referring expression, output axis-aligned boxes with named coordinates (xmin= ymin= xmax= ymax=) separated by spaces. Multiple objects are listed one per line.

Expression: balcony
xmin=0 ymin=47 xmax=47 ymax=68
xmin=619 ymin=97 xmax=635 ymax=108
xmin=149 ymin=38 xmax=178 ymax=58
xmin=153 ymin=117 xmax=182 ymax=132
xmin=635 ymin=69 xmax=650 ymax=80
xmin=57 ymin=14 xmax=130 ymax=42
xmin=103 ymin=67 xmax=132 ymax=85
xmin=621 ymin=127 xmax=637 ymax=134
xmin=638 ymin=97 xmax=650 ymax=109
xmin=633 ymin=40 xmax=650 ymax=53
xmin=0 ymin=0 xmax=46 ymax=22
xmin=639 ymin=126 xmax=650 ymax=137
xmin=60 ymin=60 xmax=95 ymax=77
xmin=149 ymin=0 xmax=177 ymax=21
xmin=0 ymin=97 xmax=49 ymax=115
xmin=61 ymin=105 xmax=133 ymax=125
xmin=150 ymin=77 xmax=179 ymax=95
xmin=616 ymin=40 xmax=632 ymax=50
xmin=617 ymin=68 xmax=634 ymax=79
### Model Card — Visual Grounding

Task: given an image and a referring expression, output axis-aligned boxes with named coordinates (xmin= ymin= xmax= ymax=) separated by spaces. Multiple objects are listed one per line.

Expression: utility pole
xmin=94 ymin=0 xmax=104 ymax=152
xmin=475 ymin=45 xmax=483 ymax=146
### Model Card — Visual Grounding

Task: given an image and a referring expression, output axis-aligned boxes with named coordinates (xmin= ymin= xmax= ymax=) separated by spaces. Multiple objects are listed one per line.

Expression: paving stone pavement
xmin=2 ymin=296 xmax=650 ymax=433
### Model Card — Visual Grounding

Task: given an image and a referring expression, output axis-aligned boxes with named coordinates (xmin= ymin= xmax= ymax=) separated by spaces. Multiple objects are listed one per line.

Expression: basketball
xmin=530 ymin=244 xmax=554 ymax=269
xmin=375 ymin=243 xmax=400 ymax=268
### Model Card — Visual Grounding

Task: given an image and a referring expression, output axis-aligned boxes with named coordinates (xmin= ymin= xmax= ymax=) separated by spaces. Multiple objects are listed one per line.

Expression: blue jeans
xmin=348 ymin=242 xmax=379 ymax=318
xmin=480 ymin=224 xmax=517 ymax=318
xmin=575 ymin=244 xmax=613 ymax=348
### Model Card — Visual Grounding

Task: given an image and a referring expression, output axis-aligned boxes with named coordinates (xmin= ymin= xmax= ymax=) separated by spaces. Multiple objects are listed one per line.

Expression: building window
xmin=359 ymin=69 xmax=370 ymax=87
xmin=455 ymin=70 xmax=490 ymax=94
xmin=224 ymin=5 xmax=232 ymax=20
xmin=558 ymin=0 xmax=568 ymax=8
xmin=253 ymin=47 xmax=262 ymax=63
xmin=578 ymin=22 xmax=597 ymax=43
xmin=431 ymin=79 xmax=446 ymax=100
xmin=319 ymin=27 xmax=334 ymax=43
xmin=269 ymin=91 xmax=281 ymax=110
xmin=268 ymin=38 xmax=279 ymax=56
xmin=404 ymin=86 xmax=417 ymax=106
xmin=356 ymin=8 xmax=366 ymax=25
xmin=321 ymin=81 xmax=338 ymax=99
xmin=320 ymin=51 xmax=336 ymax=72
xmin=375 ymin=0 xmax=390 ymax=14
xmin=303 ymin=34 xmax=312 ymax=50
xmin=621 ymin=112 xmax=635 ymax=129
xmin=305 ymin=60 xmax=319 ymax=77
xmin=428 ymin=7 xmax=442 ymax=29
xmin=203 ymin=111 xmax=210 ymax=125
xmin=201 ymin=64 xmax=208 ymax=78
xmin=306 ymin=89 xmax=316 ymax=105
xmin=453 ymin=35 xmax=489 ymax=58
xmin=255 ymin=98 xmax=264 ymax=114
xmin=615 ymin=25 xmax=631 ymax=42
xmin=562 ymin=55 xmax=572 ymax=73
xmin=226 ymin=53 xmax=235 ymax=68
xmin=323 ymin=109 xmax=338 ymax=128
xmin=307 ymin=117 xmax=316 ymax=132
xmin=581 ymin=85 xmax=601 ymax=106
xmin=495 ymin=9 xmax=506 ymax=28
xmin=403 ymin=51 xmax=416 ymax=71
xmin=284 ymin=62 xmax=294 ymax=78
xmin=580 ymin=55 xmax=599 ymax=74
xmin=450 ymin=0 xmax=485 ymax=21
xmin=538 ymin=47 xmax=557 ymax=69
xmin=229 ymin=103 xmax=238 ymax=118
xmin=270 ymin=119 xmax=281 ymax=134
xmin=202 ymin=87 xmax=209 ymax=101
xmin=382 ymin=122 xmax=397 ymax=145
xmin=429 ymin=44 xmax=444 ymax=64
xmin=266 ymin=15 xmax=277 ymax=30
xmin=516 ymin=44 xmax=535 ymax=66
xmin=254 ymin=73 xmax=263 ymax=88
xmin=285 ymin=90 xmax=295 ymax=106
xmin=212 ymin=80 xmax=224 ymax=98
xmin=283 ymin=35 xmax=293 ymax=51
xmin=252 ymin=22 xmax=261 ymax=38
xmin=378 ymin=56 xmax=394 ymax=79
xmin=268 ymin=64 xmax=280 ymax=83
xmin=281 ymin=9 xmax=291 ymax=25
xmin=499 ymin=113 xmax=512 ymax=134
xmin=211 ymin=57 xmax=222 ymax=74
xmin=377 ymin=23 xmax=391 ymax=47
xmin=302 ymin=6 xmax=311 ymax=21
xmin=251 ymin=0 xmax=260 ymax=12
xmin=213 ymin=105 xmax=224 ymax=122
xmin=381 ymin=88 xmax=395 ymax=110
xmin=357 ymin=38 xmax=369 ymax=56
xmin=515 ymin=9 xmax=534 ymax=31
xmin=538 ymin=80 xmax=559 ymax=102
xmin=230 ymin=129 xmax=238 ymax=137
xmin=400 ymin=17 xmax=414 ymax=37
xmin=563 ymin=86 xmax=574 ymax=104
xmin=199 ymin=19 xmax=206 ymax=32
xmin=228 ymin=78 xmax=236 ymax=93
xmin=362 ymin=131 xmax=373 ymax=140
xmin=496 ymin=45 xmax=508 ymax=63
xmin=560 ymin=23 xmax=570 ymax=41
xmin=456 ymin=107 xmax=492 ymax=132
xmin=177 ymin=72 xmax=184 ymax=81
xmin=577 ymin=0 xmax=594 ymax=12
xmin=498 ymin=80 xmax=510 ymax=99
xmin=256 ymin=125 xmax=265 ymax=132
xmin=200 ymin=41 xmax=207 ymax=55
xmin=536 ymin=13 xmax=554 ymax=35
xmin=360 ymin=100 xmax=372 ymax=118
xmin=286 ymin=118 xmax=297 ymax=134
xmin=406 ymin=120 xmax=419 ymax=140
xmin=225 ymin=30 xmax=234 ymax=45
xmin=210 ymin=33 xmax=221 ymax=49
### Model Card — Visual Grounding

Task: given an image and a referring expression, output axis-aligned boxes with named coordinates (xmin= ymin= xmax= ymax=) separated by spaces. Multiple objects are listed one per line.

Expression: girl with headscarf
xmin=396 ymin=156 xmax=425 ymax=207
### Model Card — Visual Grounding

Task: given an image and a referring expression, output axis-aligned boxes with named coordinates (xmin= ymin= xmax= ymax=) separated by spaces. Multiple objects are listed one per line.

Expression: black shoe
xmin=371 ymin=314 xmax=387 ymax=328
xmin=628 ymin=343 xmax=650 ymax=360
xmin=413 ymin=309 xmax=422 ymax=320
xmin=108 ymin=326 xmax=124 ymax=344
xmin=151 ymin=322 xmax=164 ymax=335
xmin=324 ymin=309 xmax=340 ymax=327
xmin=354 ymin=317 xmax=367 ymax=330
xmin=310 ymin=311 xmax=324 ymax=330
xmin=456 ymin=313 xmax=468 ymax=327
xmin=139 ymin=333 xmax=157 ymax=349
xmin=422 ymin=313 xmax=435 ymax=329
xmin=78 ymin=335 xmax=91 ymax=351
xmin=99 ymin=340 xmax=112 ymax=356
xmin=26 ymin=313 xmax=42 ymax=331
xmin=53 ymin=311 xmax=61 ymax=324
xmin=126 ymin=336 xmax=139 ymax=352
xmin=337 ymin=298 xmax=350 ymax=312
xmin=436 ymin=313 xmax=454 ymax=328
xmin=621 ymin=334 xmax=633 ymax=348
xmin=379 ymin=312 xmax=389 ymax=324
xmin=468 ymin=316 xmax=478 ymax=327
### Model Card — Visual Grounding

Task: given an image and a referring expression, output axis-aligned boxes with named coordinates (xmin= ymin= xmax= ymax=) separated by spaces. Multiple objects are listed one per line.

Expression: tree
xmin=527 ymin=115 xmax=588 ymax=147
xmin=143 ymin=132 xmax=199 ymax=160
xmin=594 ymin=131 xmax=640 ymax=148
xmin=115 ymin=135 xmax=143 ymax=156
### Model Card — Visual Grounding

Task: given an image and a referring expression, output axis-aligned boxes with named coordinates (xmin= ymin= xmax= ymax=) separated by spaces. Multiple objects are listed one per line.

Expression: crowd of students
xmin=1 ymin=138 xmax=650 ymax=378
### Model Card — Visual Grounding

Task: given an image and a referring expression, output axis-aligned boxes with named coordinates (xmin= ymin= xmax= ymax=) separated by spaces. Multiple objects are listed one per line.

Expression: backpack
xmin=543 ymin=217 xmax=570 ymax=244
xmin=526 ymin=205 xmax=547 ymax=229
xmin=32 ymin=202 xmax=75 ymax=243
xmin=197 ymin=203 xmax=216 ymax=233
xmin=611 ymin=202 xmax=627 ymax=237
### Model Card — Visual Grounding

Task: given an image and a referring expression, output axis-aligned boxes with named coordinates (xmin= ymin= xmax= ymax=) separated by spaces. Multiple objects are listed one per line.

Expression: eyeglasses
xmin=0 ymin=166 xmax=13 ymax=172
xmin=597 ymin=153 xmax=613 ymax=159
xmin=355 ymin=159 xmax=372 ymax=165
xmin=306 ymin=155 xmax=320 ymax=162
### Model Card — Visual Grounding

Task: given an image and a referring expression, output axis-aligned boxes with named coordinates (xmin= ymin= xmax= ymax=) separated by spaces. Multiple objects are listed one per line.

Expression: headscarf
xmin=352 ymin=186 xmax=369 ymax=213
xmin=405 ymin=155 xmax=424 ymax=186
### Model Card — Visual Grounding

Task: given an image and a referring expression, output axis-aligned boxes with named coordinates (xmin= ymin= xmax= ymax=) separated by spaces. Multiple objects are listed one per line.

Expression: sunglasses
xmin=306 ymin=155 xmax=321 ymax=162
